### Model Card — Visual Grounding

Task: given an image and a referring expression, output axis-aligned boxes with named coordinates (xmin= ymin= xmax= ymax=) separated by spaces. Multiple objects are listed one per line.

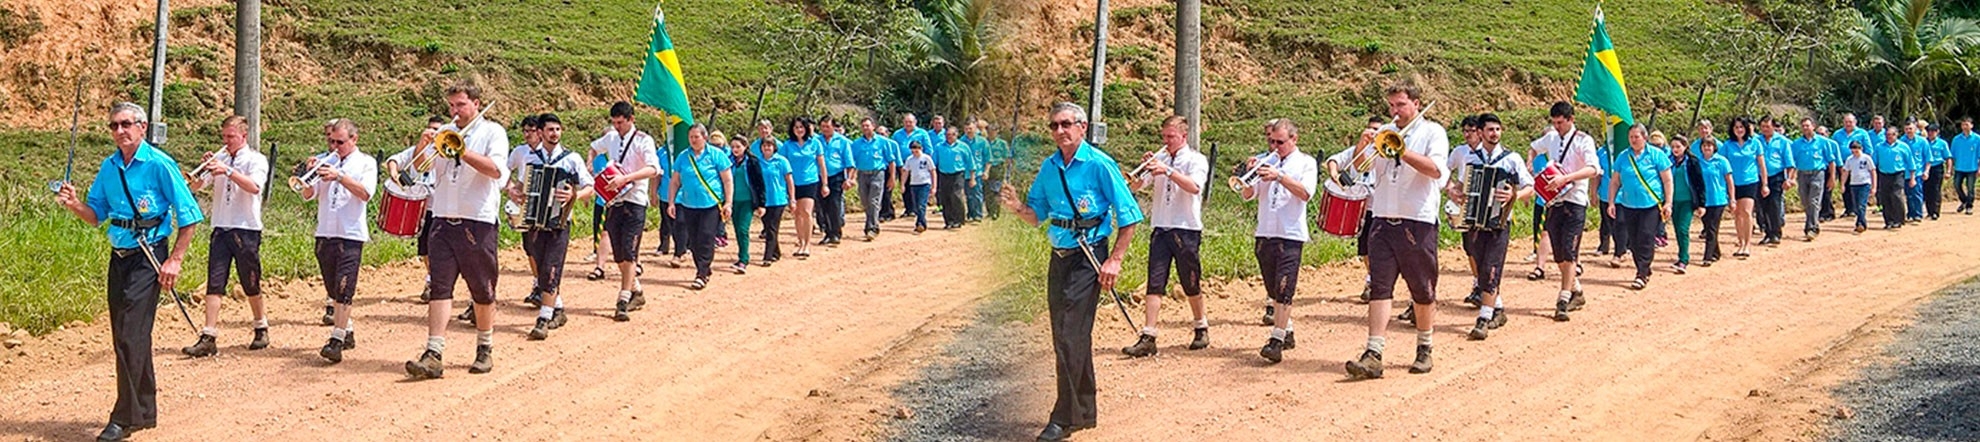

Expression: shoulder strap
xmin=687 ymin=150 xmax=723 ymax=204
xmin=616 ymin=129 xmax=641 ymax=165
xmin=1054 ymin=155 xmax=1086 ymax=230
xmin=1624 ymin=150 xmax=1662 ymax=205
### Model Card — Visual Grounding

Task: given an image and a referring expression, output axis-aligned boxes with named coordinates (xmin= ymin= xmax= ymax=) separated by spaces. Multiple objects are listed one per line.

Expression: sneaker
xmin=320 ymin=305 xmax=335 ymax=326
xmin=182 ymin=334 xmax=218 ymax=358
xmin=524 ymin=288 xmax=543 ymax=308
xmin=1397 ymin=304 xmax=1415 ymax=325
xmin=319 ymin=337 xmax=352 ymax=364
xmin=691 ymin=277 xmax=708 ymax=290
xmin=1121 ymin=334 xmax=1158 ymax=358
xmin=456 ymin=304 xmax=476 ymax=323
xmin=547 ymin=308 xmax=568 ymax=329
xmin=914 ymin=226 xmax=926 ymax=234
xmin=1344 ymin=349 xmax=1384 ymax=380
xmin=1467 ymin=318 xmax=1491 ymax=341
xmin=1553 ymin=300 xmax=1572 ymax=322
xmin=1260 ymin=305 xmax=1276 ymax=326
xmin=528 ymin=318 xmax=551 ymax=341
xmin=1259 ymin=337 xmax=1287 ymax=363
xmin=419 ymin=286 xmax=433 ymax=303
xmin=248 ymin=327 xmax=270 ymax=350
xmin=469 ymin=344 xmax=494 ymax=374
xmin=1187 ymin=327 xmax=1210 ymax=350
xmin=613 ymin=299 xmax=632 ymax=322
xmin=1672 ymin=262 xmax=1688 ymax=275
xmin=1359 ymin=286 xmax=1372 ymax=303
xmin=670 ymin=255 xmax=687 ymax=268
xmin=1566 ymin=292 xmax=1587 ymax=311
xmin=1854 ymin=225 xmax=1866 ymax=234
xmin=628 ymin=291 xmax=648 ymax=311
xmin=732 ymin=262 xmax=748 ymax=275
xmin=1463 ymin=289 xmax=1482 ymax=308
xmin=404 ymin=350 xmax=444 ymax=379
xmin=1408 ymin=345 xmax=1434 ymax=374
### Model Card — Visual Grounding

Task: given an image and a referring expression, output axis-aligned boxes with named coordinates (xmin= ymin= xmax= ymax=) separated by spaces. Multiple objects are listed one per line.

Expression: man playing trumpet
xmin=1242 ymin=119 xmax=1318 ymax=364
xmin=181 ymin=116 xmax=272 ymax=357
xmin=406 ymin=81 xmax=510 ymax=379
xmin=1120 ymin=116 xmax=1210 ymax=358
xmin=303 ymin=118 xmax=378 ymax=364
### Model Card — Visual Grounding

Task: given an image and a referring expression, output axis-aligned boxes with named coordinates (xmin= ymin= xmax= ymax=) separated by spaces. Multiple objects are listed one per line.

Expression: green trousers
xmin=732 ymin=199 xmax=756 ymax=264
xmin=1672 ymin=198 xmax=1696 ymax=264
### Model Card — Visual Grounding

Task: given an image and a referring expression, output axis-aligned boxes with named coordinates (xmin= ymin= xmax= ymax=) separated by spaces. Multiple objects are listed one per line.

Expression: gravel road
xmin=1830 ymin=278 xmax=1980 ymax=442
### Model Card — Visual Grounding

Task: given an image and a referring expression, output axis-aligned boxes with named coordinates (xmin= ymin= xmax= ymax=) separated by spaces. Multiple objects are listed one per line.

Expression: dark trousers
xmin=1879 ymin=172 xmax=1908 ymax=227
xmin=1253 ymin=237 xmax=1304 ymax=304
xmin=1596 ymin=200 xmax=1617 ymax=252
xmin=1618 ymin=207 xmax=1661 ymax=279
xmin=1926 ymin=164 xmax=1947 ymax=217
xmin=817 ymin=172 xmax=848 ymax=240
xmin=107 ymin=242 xmax=165 ymax=427
xmin=1841 ymin=172 xmax=1859 ymax=217
xmin=1701 ymin=206 xmax=1726 ymax=261
xmin=313 ymin=237 xmax=364 ymax=304
xmin=1461 ymin=227 xmax=1510 ymax=294
xmin=882 ymin=174 xmax=899 ymax=219
xmin=1759 ymin=173 xmax=1787 ymax=239
xmin=428 ymin=219 xmax=500 ymax=305
xmin=1367 ymin=218 xmax=1440 ymax=305
xmin=205 ymin=228 xmax=263 ymax=296
xmin=679 ymin=206 xmax=720 ymax=279
xmin=523 ymin=229 xmax=570 ymax=293
xmin=1146 ymin=228 xmax=1203 ymax=297
xmin=1955 ymin=171 xmax=1977 ymax=210
xmin=761 ymin=205 xmax=786 ymax=260
xmin=1822 ymin=168 xmax=1840 ymax=219
xmin=1046 ymin=241 xmax=1105 ymax=428
xmin=656 ymin=201 xmax=675 ymax=254
xmin=938 ymin=172 xmax=966 ymax=227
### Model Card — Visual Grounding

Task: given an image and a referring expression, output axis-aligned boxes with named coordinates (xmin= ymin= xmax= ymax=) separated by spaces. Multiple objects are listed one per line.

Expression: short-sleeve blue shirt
xmin=1722 ymin=138 xmax=1764 ymax=185
xmin=86 ymin=142 xmax=206 ymax=249
xmin=1762 ymin=133 xmax=1792 ymax=176
xmin=1611 ymin=148 xmax=1672 ymax=209
xmin=671 ymin=148 xmax=733 ymax=210
xmin=1877 ymin=140 xmax=1913 ymax=174
xmin=890 ymin=128 xmax=931 ymax=166
xmin=935 ymin=137 xmax=973 ymax=174
xmin=759 ymin=153 xmax=793 ymax=207
xmin=850 ymin=134 xmax=898 ymax=172
xmin=783 ymin=135 xmax=824 ymax=186
xmin=823 ymin=133 xmax=854 ymax=176
xmin=1025 ymin=142 xmax=1145 ymax=249
xmin=1953 ymin=132 xmax=1980 ymax=173
xmin=1790 ymin=135 xmax=1833 ymax=171
xmin=1699 ymin=154 xmax=1733 ymax=207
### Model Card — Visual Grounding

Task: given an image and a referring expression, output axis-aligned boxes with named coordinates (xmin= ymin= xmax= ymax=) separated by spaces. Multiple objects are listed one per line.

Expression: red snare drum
xmin=1319 ymin=180 xmax=1370 ymax=238
xmin=1534 ymin=165 xmax=1564 ymax=204
xmin=594 ymin=163 xmax=626 ymax=202
xmin=379 ymin=180 xmax=429 ymax=238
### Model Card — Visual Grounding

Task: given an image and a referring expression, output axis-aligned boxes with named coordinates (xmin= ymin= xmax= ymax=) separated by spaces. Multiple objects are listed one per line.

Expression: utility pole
xmin=235 ymin=0 xmax=262 ymax=147
xmin=1175 ymin=0 xmax=1201 ymax=149
xmin=147 ymin=0 xmax=170 ymax=146
xmin=1086 ymin=0 xmax=1109 ymax=145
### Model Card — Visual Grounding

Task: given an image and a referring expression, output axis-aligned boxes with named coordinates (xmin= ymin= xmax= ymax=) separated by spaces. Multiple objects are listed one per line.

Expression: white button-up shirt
xmin=310 ymin=150 xmax=378 ymax=242
xmin=203 ymin=147 xmax=269 ymax=231
xmin=1142 ymin=145 xmax=1209 ymax=231
xmin=429 ymin=118 xmax=511 ymax=223
xmin=512 ymin=144 xmax=596 ymax=189
xmin=589 ymin=126 xmax=661 ymax=207
xmin=1529 ymin=125 xmax=1603 ymax=207
xmin=1251 ymin=149 xmax=1319 ymax=241
xmin=1369 ymin=121 xmax=1452 ymax=223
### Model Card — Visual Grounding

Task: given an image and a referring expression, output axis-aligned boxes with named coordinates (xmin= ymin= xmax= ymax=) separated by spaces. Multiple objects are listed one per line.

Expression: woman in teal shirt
xmin=758 ymin=139 xmax=795 ymax=264
xmin=1666 ymin=133 xmax=1706 ymax=274
xmin=667 ymin=125 xmax=734 ymax=289
xmin=1720 ymin=118 xmax=1764 ymax=258
xmin=1605 ymin=125 xmax=1674 ymax=290
xmin=1697 ymin=139 xmax=1735 ymax=266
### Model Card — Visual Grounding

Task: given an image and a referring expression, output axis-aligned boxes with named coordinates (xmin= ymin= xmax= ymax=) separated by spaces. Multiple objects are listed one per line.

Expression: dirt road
xmin=0 ymin=218 xmax=994 ymax=441
xmin=983 ymin=213 xmax=1980 ymax=441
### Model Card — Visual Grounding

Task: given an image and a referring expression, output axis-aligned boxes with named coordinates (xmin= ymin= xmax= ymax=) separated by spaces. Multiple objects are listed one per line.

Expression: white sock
xmin=1558 ymin=290 xmax=1574 ymax=303
xmin=1366 ymin=336 xmax=1386 ymax=354
xmin=201 ymin=327 xmax=218 ymax=337
xmin=330 ymin=328 xmax=348 ymax=341
xmin=253 ymin=319 xmax=269 ymax=329
xmin=539 ymin=306 xmax=556 ymax=320
xmin=1494 ymin=298 xmax=1504 ymax=309
xmin=1269 ymin=327 xmax=1287 ymax=341
xmin=555 ymin=297 xmax=565 ymax=308
xmin=477 ymin=330 xmax=494 ymax=347
xmin=1194 ymin=318 xmax=1208 ymax=329
xmin=426 ymin=336 xmax=445 ymax=353
xmin=619 ymin=290 xmax=633 ymax=302
xmin=1479 ymin=306 xmax=1496 ymax=319
xmin=1140 ymin=326 xmax=1158 ymax=337
xmin=1417 ymin=330 xmax=1434 ymax=347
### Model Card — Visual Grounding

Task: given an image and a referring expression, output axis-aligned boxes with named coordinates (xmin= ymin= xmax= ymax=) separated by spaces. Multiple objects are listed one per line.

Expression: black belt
xmin=112 ymin=241 xmax=164 ymax=258
xmin=1048 ymin=218 xmax=1102 ymax=229
xmin=1052 ymin=237 xmax=1108 ymax=258
xmin=108 ymin=218 xmax=163 ymax=230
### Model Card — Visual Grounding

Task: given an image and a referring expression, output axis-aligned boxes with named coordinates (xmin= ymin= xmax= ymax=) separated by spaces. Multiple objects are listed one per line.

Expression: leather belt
xmin=1048 ymin=218 xmax=1101 ymax=229
xmin=108 ymin=218 xmax=163 ymax=230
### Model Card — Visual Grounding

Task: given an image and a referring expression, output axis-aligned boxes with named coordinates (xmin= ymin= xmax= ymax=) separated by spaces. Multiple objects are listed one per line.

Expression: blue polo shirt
xmin=1790 ymin=135 xmax=1833 ymax=171
xmin=1699 ymin=154 xmax=1733 ymax=208
xmin=1902 ymin=135 xmax=1931 ymax=178
xmin=1928 ymin=137 xmax=1951 ymax=165
xmin=783 ymin=135 xmax=824 ymax=186
xmin=670 ymin=148 xmax=733 ymax=210
xmin=1722 ymin=137 xmax=1764 ymax=185
xmin=1953 ymin=132 xmax=1980 ymax=172
xmin=890 ymin=128 xmax=931 ymax=166
xmin=86 ymin=142 xmax=206 ymax=249
xmin=822 ymin=133 xmax=854 ymax=176
xmin=969 ymin=135 xmax=991 ymax=176
xmin=1025 ymin=142 xmax=1144 ymax=248
xmin=1762 ymin=133 xmax=1791 ymax=177
xmin=1593 ymin=148 xmax=1614 ymax=202
xmin=1611 ymin=147 xmax=1672 ymax=209
xmin=849 ymin=134 xmax=898 ymax=172
xmin=759 ymin=153 xmax=793 ymax=208
xmin=1877 ymin=140 xmax=1913 ymax=174
xmin=1833 ymin=128 xmax=1871 ymax=156
xmin=935 ymin=137 xmax=973 ymax=174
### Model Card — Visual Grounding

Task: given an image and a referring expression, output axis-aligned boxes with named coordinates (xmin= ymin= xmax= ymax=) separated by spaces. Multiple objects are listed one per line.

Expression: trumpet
xmin=288 ymin=152 xmax=336 ymax=193
xmin=182 ymin=147 xmax=227 ymax=185
xmin=1372 ymin=100 xmax=1437 ymax=159
xmin=1226 ymin=152 xmax=1274 ymax=193
xmin=434 ymin=99 xmax=498 ymax=160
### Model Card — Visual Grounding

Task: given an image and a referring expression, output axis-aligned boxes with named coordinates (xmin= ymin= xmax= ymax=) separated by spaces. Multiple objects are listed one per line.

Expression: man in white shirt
xmin=304 ymin=118 xmax=378 ymax=365
xmin=506 ymin=113 xmax=593 ymax=341
xmin=406 ymin=82 xmax=510 ymax=379
xmin=1121 ymin=116 xmax=1210 ymax=358
xmin=590 ymin=101 xmax=662 ymax=322
xmin=1346 ymin=81 xmax=1450 ymax=379
xmin=1532 ymin=102 xmax=1603 ymax=322
xmin=181 ymin=116 xmax=271 ymax=357
xmin=385 ymin=116 xmax=447 ymax=303
xmin=1450 ymin=114 xmax=1533 ymax=341
xmin=1244 ymin=119 xmax=1318 ymax=364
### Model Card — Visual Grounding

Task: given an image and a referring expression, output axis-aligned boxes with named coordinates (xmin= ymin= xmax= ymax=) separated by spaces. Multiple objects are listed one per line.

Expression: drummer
xmin=505 ymin=113 xmax=592 ymax=341
xmin=384 ymin=116 xmax=448 ymax=302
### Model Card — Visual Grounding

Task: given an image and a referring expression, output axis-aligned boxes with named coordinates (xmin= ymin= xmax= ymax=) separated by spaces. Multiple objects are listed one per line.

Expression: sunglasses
xmin=108 ymin=120 xmax=143 ymax=131
xmin=1268 ymin=138 xmax=1291 ymax=146
xmin=1048 ymin=120 xmax=1082 ymax=130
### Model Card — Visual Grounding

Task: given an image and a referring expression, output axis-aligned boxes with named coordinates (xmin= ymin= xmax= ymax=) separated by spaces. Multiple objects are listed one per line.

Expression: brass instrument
xmin=1226 ymin=152 xmax=1274 ymax=193
xmin=184 ymin=147 xmax=227 ymax=186
xmin=1372 ymin=100 xmax=1437 ymax=159
xmin=434 ymin=99 xmax=499 ymax=159
xmin=288 ymin=152 xmax=336 ymax=193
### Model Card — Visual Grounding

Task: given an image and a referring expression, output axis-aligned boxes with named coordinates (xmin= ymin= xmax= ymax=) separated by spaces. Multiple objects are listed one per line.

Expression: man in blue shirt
xmin=55 ymin=102 xmax=206 ymax=442
xmin=1756 ymin=117 xmax=1792 ymax=245
xmin=1900 ymin=121 xmax=1930 ymax=222
xmin=1875 ymin=127 xmax=1914 ymax=229
xmin=1923 ymin=123 xmax=1952 ymax=219
xmin=816 ymin=117 xmax=855 ymax=245
xmin=982 ymin=121 xmax=1015 ymax=219
xmin=888 ymin=113 xmax=932 ymax=221
xmin=998 ymin=102 xmax=1142 ymax=442
xmin=1789 ymin=118 xmax=1834 ymax=240
xmin=965 ymin=119 xmax=991 ymax=222
xmin=1951 ymin=118 xmax=1980 ymax=214
xmin=1830 ymin=114 xmax=1872 ymax=219
xmin=851 ymin=118 xmax=898 ymax=239
xmin=934 ymin=125 xmax=976 ymax=229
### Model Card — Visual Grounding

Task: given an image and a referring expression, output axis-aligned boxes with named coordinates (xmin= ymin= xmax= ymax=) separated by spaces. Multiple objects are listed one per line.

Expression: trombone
xmin=433 ymin=99 xmax=498 ymax=159
xmin=1372 ymin=100 xmax=1437 ymax=159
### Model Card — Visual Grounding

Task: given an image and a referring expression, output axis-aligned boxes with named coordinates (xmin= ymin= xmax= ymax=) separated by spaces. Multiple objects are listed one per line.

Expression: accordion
xmin=521 ymin=163 xmax=579 ymax=231
xmin=1458 ymin=163 xmax=1518 ymax=231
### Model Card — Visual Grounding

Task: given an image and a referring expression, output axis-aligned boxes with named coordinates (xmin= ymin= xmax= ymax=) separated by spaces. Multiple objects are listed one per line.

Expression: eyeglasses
xmin=327 ymin=137 xmax=354 ymax=146
xmin=1048 ymin=120 xmax=1082 ymax=131
xmin=1267 ymin=138 xmax=1291 ymax=146
xmin=108 ymin=120 xmax=143 ymax=131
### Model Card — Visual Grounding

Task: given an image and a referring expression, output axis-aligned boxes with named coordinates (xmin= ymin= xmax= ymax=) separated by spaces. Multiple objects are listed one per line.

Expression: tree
xmin=901 ymin=0 xmax=1000 ymax=118
xmin=1842 ymin=0 xmax=1980 ymax=119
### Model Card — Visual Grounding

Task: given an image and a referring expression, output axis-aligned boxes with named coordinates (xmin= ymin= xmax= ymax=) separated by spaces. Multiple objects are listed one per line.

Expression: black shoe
xmin=248 ymin=327 xmax=270 ymax=350
xmin=1187 ymin=327 xmax=1209 ymax=350
xmin=1463 ymin=289 xmax=1483 ymax=308
xmin=1122 ymin=334 xmax=1157 ymax=358
xmin=456 ymin=304 xmax=476 ymax=323
xmin=321 ymin=305 xmax=335 ymax=326
xmin=1259 ymin=337 xmax=1287 ymax=364
xmin=628 ymin=290 xmax=648 ymax=311
xmin=1468 ymin=318 xmax=1491 ymax=341
xmin=182 ymin=334 xmax=217 ymax=357
xmin=1036 ymin=422 xmax=1082 ymax=442
xmin=691 ymin=277 xmax=708 ymax=290
xmin=1282 ymin=330 xmax=1297 ymax=350
xmin=528 ymin=317 xmax=551 ymax=341
xmin=547 ymin=308 xmax=568 ymax=329
xmin=1359 ymin=286 xmax=1372 ymax=303
xmin=1397 ymin=304 xmax=1416 ymax=325
xmin=1553 ymin=300 xmax=1572 ymax=322
xmin=96 ymin=422 xmax=147 ymax=442
xmin=1260 ymin=305 xmax=1276 ymax=326
xmin=320 ymin=337 xmax=349 ymax=364
xmin=419 ymin=286 xmax=433 ymax=303
xmin=469 ymin=344 xmax=493 ymax=374
xmin=1409 ymin=344 xmax=1434 ymax=374
xmin=613 ymin=298 xmax=632 ymax=322
xmin=1344 ymin=349 xmax=1384 ymax=380
xmin=405 ymin=349 xmax=444 ymax=379
xmin=524 ymin=288 xmax=543 ymax=308
xmin=1566 ymin=292 xmax=1587 ymax=311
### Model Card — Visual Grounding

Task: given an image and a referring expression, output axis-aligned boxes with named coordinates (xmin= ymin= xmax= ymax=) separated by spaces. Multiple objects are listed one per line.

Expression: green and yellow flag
xmin=1573 ymin=7 xmax=1633 ymax=148
xmin=634 ymin=3 xmax=694 ymax=152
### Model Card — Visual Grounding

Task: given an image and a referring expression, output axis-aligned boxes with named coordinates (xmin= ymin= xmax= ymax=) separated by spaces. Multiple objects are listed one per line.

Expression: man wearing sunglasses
xmin=999 ymin=102 xmax=1142 ymax=442
xmin=54 ymin=102 xmax=206 ymax=442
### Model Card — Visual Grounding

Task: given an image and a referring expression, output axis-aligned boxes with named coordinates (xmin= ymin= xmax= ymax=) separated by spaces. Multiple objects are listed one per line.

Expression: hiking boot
xmin=1259 ymin=337 xmax=1287 ymax=364
xmin=469 ymin=344 xmax=494 ymax=374
xmin=547 ymin=308 xmax=568 ymax=329
xmin=1463 ymin=289 xmax=1483 ymax=308
xmin=1553 ymin=300 xmax=1572 ymax=322
xmin=524 ymin=287 xmax=543 ymax=308
xmin=1260 ymin=305 xmax=1276 ymax=326
xmin=1408 ymin=345 xmax=1434 ymax=374
xmin=456 ymin=304 xmax=476 ymax=323
xmin=405 ymin=349 xmax=444 ymax=379
xmin=319 ymin=337 xmax=350 ymax=364
xmin=1468 ymin=318 xmax=1491 ymax=341
xmin=1397 ymin=304 xmax=1416 ymax=325
xmin=1121 ymin=334 xmax=1158 ymax=358
xmin=181 ymin=334 xmax=217 ymax=358
xmin=320 ymin=305 xmax=335 ymax=326
xmin=1344 ymin=349 xmax=1384 ymax=380
xmin=613 ymin=298 xmax=632 ymax=322
xmin=528 ymin=317 xmax=551 ymax=341
xmin=248 ymin=327 xmax=270 ymax=350
xmin=1566 ymin=292 xmax=1587 ymax=311
xmin=1487 ymin=310 xmax=1507 ymax=329
xmin=1282 ymin=330 xmax=1297 ymax=350
xmin=628 ymin=290 xmax=648 ymax=311
xmin=1187 ymin=327 xmax=1210 ymax=350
